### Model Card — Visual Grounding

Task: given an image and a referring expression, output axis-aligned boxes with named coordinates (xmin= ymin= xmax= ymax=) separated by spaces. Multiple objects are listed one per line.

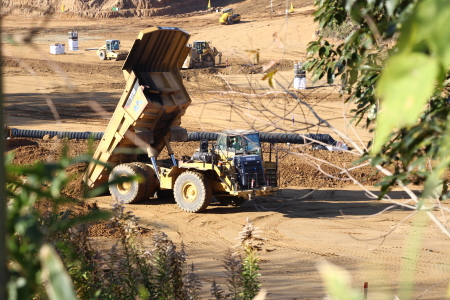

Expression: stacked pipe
xmin=9 ymin=128 xmax=337 ymax=147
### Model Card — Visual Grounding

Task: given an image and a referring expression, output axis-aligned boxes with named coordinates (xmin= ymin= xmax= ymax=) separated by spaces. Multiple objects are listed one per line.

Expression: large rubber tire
xmin=132 ymin=162 xmax=158 ymax=201
xmin=109 ymin=163 xmax=147 ymax=204
xmin=174 ymin=171 xmax=212 ymax=213
xmin=227 ymin=17 xmax=233 ymax=25
xmin=98 ymin=50 xmax=106 ymax=60
xmin=215 ymin=195 xmax=246 ymax=207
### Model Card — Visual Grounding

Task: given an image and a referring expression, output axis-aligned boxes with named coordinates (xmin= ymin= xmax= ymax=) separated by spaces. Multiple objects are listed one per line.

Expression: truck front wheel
xmin=109 ymin=163 xmax=147 ymax=204
xmin=174 ymin=171 xmax=212 ymax=213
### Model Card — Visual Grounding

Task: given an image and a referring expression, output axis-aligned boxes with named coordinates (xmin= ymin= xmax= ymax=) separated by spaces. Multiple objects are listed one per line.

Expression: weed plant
xmin=319 ymin=17 xmax=359 ymax=40
xmin=211 ymin=218 xmax=264 ymax=300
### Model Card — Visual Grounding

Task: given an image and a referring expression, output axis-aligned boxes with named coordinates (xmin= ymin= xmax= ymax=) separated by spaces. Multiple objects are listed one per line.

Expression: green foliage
xmin=222 ymin=248 xmax=244 ymax=299
xmin=238 ymin=219 xmax=262 ymax=300
xmin=211 ymin=218 xmax=263 ymax=300
xmin=6 ymin=150 xmax=110 ymax=299
xmin=151 ymin=231 xmax=187 ymax=300
xmin=374 ymin=53 xmax=439 ymax=153
xmin=320 ymin=17 xmax=360 ymax=40
xmin=262 ymin=70 xmax=278 ymax=88
xmin=306 ymin=0 xmax=450 ymax=198
xmin=241 ymin=247 xmax=261 ymax=300
xmin=39 ymin=244 xmax=78 ymax=300
xmin=317 ymin=261 xmax=362 ymax=300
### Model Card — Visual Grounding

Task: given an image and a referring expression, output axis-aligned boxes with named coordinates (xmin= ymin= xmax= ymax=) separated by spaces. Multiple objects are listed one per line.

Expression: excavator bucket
xmin=86 ymin=27 xmax=192 ymax=188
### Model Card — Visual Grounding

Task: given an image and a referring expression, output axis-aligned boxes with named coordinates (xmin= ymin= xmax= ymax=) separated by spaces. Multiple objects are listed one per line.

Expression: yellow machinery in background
xmin=85 ymin=27 xmax=278 ymax=213
xmin=97 ymin=39 xmax=129 ymax=61
xmin=219 ymin=8 xmax=241 ymax=25
xmin=182 ymin=41 xmax=222 ymax=69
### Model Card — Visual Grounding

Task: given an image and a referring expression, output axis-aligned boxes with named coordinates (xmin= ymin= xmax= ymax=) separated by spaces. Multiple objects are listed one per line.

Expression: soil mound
xmin=2 ymin=0 xmax=229 ymax=17
xmin=2 ymin=0 xmax=314 ymax=18
xmin=7 ymin=138 xmax=382 ymax=201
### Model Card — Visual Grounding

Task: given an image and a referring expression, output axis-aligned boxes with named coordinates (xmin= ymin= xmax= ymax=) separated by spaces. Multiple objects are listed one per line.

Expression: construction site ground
xmin=3 ymin=2 xmax=450 ymax=299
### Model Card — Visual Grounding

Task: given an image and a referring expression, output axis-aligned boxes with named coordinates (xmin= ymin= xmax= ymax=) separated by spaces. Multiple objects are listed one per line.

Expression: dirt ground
xmin=3 ymin=1 xmax=450 ymax=299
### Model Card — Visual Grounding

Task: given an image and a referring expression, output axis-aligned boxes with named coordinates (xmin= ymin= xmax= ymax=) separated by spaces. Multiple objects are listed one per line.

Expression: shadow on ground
xmin=134 ymin=188 xmax=420 ymax=219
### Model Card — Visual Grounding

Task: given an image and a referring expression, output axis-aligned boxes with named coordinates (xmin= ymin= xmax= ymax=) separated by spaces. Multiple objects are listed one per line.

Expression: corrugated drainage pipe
xmin=187 ymin=131 xmax=336 ymax=146
xmin=10 ymin=129 xmax=337 ymax=147
xmin=10 ymin=128 xmax=104 ymax=140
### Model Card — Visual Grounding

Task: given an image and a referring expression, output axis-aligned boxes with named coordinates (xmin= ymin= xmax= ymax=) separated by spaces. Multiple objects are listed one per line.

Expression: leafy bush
xmin=305 ymin=0 xmax=450 ymax=201
xmin=6 ymin=151 xmax=109 ymax=299
xmin=319 ymin=17 xmax=359 ymax=40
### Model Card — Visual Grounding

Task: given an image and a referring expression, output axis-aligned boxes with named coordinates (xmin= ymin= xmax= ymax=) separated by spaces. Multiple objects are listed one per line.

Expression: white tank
xmin=68 ymin=31 xmax=78 ymax=51
xmin=293 ymin=62 xmax=306 ymax=90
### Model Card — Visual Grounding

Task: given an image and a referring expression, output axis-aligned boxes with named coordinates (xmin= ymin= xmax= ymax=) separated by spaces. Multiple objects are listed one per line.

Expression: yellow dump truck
xmin=85 ymin=27 xmax=278 ymax=213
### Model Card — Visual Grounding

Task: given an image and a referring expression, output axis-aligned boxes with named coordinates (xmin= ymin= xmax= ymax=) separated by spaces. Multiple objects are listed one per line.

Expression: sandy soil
xmin=3 ymin=2 xmax=450 ymax=299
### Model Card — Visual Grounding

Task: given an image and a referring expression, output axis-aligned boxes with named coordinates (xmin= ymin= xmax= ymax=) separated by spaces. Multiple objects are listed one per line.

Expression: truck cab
xmin=212 ymin=130 xmax=277 ymax=190
xmin=193 ymin=41 xmax=209 ymax=54
xmin=106 ymin=39 xmax=120 ymax=52
xmin=215 ymin=130 xmax=262 ymax=155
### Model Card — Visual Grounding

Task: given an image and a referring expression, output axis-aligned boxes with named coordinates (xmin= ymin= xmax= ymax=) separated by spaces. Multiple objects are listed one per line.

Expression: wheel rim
xmin=117 ymin=175 xmax=132 ymax=194
xmin=182 ymin=182 xmax=198 ymax=203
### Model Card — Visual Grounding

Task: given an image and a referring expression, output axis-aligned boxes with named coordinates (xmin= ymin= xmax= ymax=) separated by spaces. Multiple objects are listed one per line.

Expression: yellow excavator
xmin=182 ymin=41 xmax=222 ymax=69
xmin=97 ymin=39 xmax=129 ymax=61
xmin=219 ymin=8 xmax=241 ymax=25
xmin=85 ymin=27 xmax=278 ymax=213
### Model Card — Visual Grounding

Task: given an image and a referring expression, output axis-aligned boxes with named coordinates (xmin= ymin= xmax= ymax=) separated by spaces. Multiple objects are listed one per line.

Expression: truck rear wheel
xmin=174 ymin=171 xmax=212 ymax=213
xmin=132 ymin=162 xmax=158 ymax=200
xmin=215 ymin=196 xmax=246 ymax=207
xmin=227 ymin=17 xmax=233 ymax=25
xmin=109 ymin=163 xmax=147 ymax=204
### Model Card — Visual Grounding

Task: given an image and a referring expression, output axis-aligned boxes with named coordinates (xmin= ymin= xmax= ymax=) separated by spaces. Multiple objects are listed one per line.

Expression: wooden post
xmin=363 ymin=282 xmax=368 ymax=300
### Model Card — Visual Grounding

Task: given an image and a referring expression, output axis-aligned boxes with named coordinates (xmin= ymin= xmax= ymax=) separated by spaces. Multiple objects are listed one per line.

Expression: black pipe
xmin=187 ymin=131 xmax=337 ymax=147
xmin=9 ymin=128 xmax=338 ymax=146
xmin=10 ymin=128 xmax=104 ymax=140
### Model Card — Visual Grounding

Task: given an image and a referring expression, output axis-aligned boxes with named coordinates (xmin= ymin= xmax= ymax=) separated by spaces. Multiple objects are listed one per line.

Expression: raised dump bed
xmin=86 ymin=27 xmax=192 ymax=188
